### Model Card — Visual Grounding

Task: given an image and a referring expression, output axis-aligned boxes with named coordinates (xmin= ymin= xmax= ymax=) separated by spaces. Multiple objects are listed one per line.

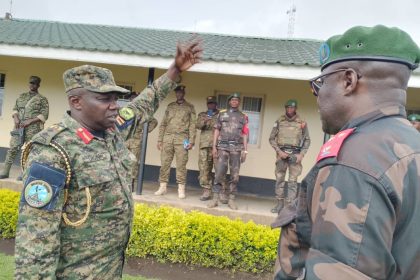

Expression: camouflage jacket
xmin=214 ymin=108 xmax=247 ymax=152
xmin=273 ymin=105 xmax=420 ymax=280
xmin=196 ymin=110 xmax=219 ymax=148
xmin=269 ymin=113 xmax=310 ymax=155
xmin=130 ymin=117 xmax=158 ymax=141
xmin=13 ymin=91 xmax=49 ymax=134
xmin=158 ymin=100 xmax=196 ymax=145
xmin=15 ymin=74 xmax=176 ymax=279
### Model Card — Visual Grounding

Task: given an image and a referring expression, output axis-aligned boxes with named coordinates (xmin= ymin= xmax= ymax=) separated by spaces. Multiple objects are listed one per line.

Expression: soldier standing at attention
xmin=155 ymin=84 xmax=196 ymax=198
xmin=0 ymin=76 xmax=49 ymax=179
xmin=125 ymin=92 xmax=158 ymax=189
xmin=269 ymin=99 xmax=310 ymax=213
xmin=408 ymin=113 xmax=420 ymax=132
xmin=15 ymin=38 xmax=202 ymax=279
xmin=208 ymin=93 xmax=248 ymax=210
xmin=274 ymin=25 xmax=420 ymax=279
xmin=196 ymin=96 xmax=219 ymax=201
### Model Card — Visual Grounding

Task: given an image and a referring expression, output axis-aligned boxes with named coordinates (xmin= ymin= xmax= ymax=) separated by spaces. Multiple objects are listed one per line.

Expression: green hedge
xmin=0 ymin=189 xmax=279 ymax=273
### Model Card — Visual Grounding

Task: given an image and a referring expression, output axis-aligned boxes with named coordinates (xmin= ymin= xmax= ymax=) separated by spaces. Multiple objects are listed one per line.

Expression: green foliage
xmin=0 ymin=189 xmax=279 ymax=273
xmin=0 ymin=252 xmax=15 ymax=279
xmin=127 ymin=204 xmax=279 ymax=273
xmin=0 ymin=189 xmax=20 ymax=238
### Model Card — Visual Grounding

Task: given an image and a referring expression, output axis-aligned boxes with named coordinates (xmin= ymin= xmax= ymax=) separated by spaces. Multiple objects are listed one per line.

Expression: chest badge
xmin=24 ymin=180 xmax=53 ymax=208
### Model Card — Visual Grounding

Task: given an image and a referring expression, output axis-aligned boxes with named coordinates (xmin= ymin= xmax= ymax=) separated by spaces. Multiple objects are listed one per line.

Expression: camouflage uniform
xmin=0 ymin=91 xmax=49 ymax=177
xmin=126 ymin=118 xmax=158 ymax=188
xmin=158 ymin=100 xmax=196 ymax=185
xmin=269 ymin=113 xmax=310 ymax=207
xmin=15 ymin=66 xmax=176 ymax=279
xmin=212 ymin=108 xmax=247 ymax=205
xmin=196 ymin=109 xmax=219 ymax=197
xmin=273 ymin=107 xmax=420 ymax=279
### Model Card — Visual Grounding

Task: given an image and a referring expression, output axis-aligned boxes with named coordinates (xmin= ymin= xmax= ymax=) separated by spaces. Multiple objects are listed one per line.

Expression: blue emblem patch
xmin=24 ymin=180 xmax=53 ymax=208
xmin=319 ymin=42 xmax=330 ymax=64
xmin=21 ymin=161 xmax=66 ymax=211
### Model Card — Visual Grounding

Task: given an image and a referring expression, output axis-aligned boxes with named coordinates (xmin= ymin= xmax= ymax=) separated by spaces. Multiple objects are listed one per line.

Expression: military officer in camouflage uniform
xmin=0 ymin=76 xmax=49 ymax=179
xmin=125 ymin=92 xmax=158 ymax=189
xmin=274 ymin=25 xmax=420 ymax=280
xmin=208 ymin=93 xmax=248 ymax=210
xmin=269 ymin=99 xmax=310 ymax=213
xmin=15 ymin=39 xmax=202 ymax=279
xmin=155 ymin=84 xmax=196 ymax=199
xmin=196 ymin=96 xmax=219 ymax=201
xmin=408 ymin=113 xmax=420 ymax=132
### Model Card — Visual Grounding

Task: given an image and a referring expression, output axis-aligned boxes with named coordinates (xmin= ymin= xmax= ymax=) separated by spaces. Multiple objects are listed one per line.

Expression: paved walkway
xmin=0 ymin=164 xmax=277 ymax=226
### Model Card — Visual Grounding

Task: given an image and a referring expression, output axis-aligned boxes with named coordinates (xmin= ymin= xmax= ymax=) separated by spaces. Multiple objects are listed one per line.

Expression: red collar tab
xmin=316 ymin=128 xmax=355 ymax=163
xmin=76 ymin=127 xmax=94 ymax=144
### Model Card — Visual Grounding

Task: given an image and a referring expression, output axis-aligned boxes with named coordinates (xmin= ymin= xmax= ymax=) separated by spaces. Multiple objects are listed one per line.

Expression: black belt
xmin=280 ymin=146 xmax=301 ymax=154
xmin=219 ymin=140 xmax=241 ymax=145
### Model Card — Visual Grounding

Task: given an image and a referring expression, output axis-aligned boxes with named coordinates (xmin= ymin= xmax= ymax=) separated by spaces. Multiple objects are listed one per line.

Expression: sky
xmin=0 ymin=0 xmax=419 ymax=44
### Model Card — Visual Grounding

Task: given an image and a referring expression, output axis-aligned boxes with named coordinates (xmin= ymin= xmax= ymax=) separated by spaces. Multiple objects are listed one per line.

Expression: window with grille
xmin=0 ymin=73 xmax=5 ymax=117
xmin=216 ymin=92 xmax=263 ymax=145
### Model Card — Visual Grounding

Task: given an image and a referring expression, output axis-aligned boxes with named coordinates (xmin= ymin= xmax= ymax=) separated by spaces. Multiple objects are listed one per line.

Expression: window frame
xmin=0 ymin=72 xmax=6 ymax=118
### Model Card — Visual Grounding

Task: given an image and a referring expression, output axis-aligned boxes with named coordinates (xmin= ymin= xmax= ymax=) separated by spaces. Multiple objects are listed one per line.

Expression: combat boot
xmin=219 ymin=190 xmax=228 ymax=204
xmin=200 ymin=188 xmax=212 ymax=201
xmin=271 ymin=199 xmax=284 ymax=213
xmin=178 ymin=184 xmax=186 ymax=199
xmin=227 ymin=195 xmax=238 ymax=210
xmin=207 ymin=193 xmax=219 ymax=208
xmin=154 ymin=182 xmax=167 ymax=196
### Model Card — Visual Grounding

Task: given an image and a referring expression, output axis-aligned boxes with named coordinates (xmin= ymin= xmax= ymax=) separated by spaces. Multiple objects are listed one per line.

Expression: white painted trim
xmin=0 ymin=44 xmax=419 ymax=88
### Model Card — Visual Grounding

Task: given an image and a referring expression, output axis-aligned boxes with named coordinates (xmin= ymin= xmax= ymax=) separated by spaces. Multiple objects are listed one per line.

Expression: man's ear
xmin=343 ymin=69 xmax=359 ymax=96
xmin=68 ymin=95 xmax=83 ymax=110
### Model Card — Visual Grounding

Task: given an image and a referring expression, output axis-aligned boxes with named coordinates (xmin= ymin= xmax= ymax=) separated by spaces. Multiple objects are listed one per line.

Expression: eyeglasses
xmin=309 ymin=68 xmax=361 ymax=97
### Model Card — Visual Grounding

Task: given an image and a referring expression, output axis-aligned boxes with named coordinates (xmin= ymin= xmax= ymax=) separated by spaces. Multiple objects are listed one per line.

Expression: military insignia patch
xmin=24 ymin=180 xmax=53 ymax=208
xmin=119 ymin=107 xmax=135 ymax=121
xmin=319 ymin=42 xmax=330 ymax=64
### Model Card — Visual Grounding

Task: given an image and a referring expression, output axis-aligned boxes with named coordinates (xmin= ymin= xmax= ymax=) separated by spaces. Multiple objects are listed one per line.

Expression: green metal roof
xmin=0 ymin=18 xmax=322 ymax=67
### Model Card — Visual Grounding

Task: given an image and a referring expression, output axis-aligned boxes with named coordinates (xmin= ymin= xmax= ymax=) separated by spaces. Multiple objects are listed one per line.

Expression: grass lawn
xmin=0 ymin=252 xmax=156 ymax=280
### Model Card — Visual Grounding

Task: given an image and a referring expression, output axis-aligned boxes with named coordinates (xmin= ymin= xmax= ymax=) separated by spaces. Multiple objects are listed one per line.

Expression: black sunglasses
xmin=309 ymin=68 xmax=361 ymax=97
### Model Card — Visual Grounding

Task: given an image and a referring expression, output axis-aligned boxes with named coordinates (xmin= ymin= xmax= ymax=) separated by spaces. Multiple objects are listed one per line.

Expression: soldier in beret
xmin=274 ymin=25 xmax=420 ymax=279
xmin=269 ymin=99 xmax=310 ymax=213
xmin=155 ymin=84 xmax=196 ymax=199
xmin=15 ymin=38 xmax=202 ymax=279
xmin=408 ymin=113 xmax=420 ymax=132
xmin=0 ymin=76 xmax=49 ymax=180
xmin=196 ymin=96 xmax=219 ymax=201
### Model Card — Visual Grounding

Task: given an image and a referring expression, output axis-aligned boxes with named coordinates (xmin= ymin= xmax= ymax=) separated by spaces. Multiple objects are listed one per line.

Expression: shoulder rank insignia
xmin=24 ymin=180 xmax=53 ymax=208
xmin=76 ymin=127 xmax=94 ymax=144
xmin=119 ymin=107 xmax=135 ymax=121
xmin=316 ymin=128 xmax=355 ymax=163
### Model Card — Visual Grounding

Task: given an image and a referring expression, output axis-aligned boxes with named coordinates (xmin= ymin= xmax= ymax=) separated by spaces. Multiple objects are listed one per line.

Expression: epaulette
xmin=316 ymin=128 xmax=355 ymax=163
xmin=31 ymin=124 xmax=67 ymax=145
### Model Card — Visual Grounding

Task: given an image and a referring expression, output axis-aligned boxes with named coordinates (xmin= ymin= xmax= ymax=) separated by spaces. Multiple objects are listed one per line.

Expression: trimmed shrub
xmin=0 ymin=189 xmax=279 ymax=273
xmin=0 ymin=189 xmax=20 ymax=238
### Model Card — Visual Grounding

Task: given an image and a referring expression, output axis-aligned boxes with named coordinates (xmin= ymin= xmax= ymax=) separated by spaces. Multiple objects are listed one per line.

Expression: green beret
xmin=175 ymin=84 xmax=186 ymax=92
xmin=320 ymin=25 xmax=420 ymax=70
xmin=228 ymin=92 xmax=240 ymax=101
xmin=206 ymin=96 xmax=217 ymax=104
xmin=63 ymin=65 xmax=129 ymax=94
xmin=408 ymin=114 xmax=420 ymax=122
xmin=285 ymin=99 xmax=297 ymax=107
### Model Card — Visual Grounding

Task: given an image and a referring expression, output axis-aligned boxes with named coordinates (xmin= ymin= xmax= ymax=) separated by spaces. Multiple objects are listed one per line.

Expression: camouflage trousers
xmin=213 ymin=150 xmax=241 ymax=195
xmin=198 ymin=147 xmax=214 ymax=189
xmin=126 ymin=137 xmax=142 ymax=189
xmin=274 ymin=158 xmax=302 ymax=202
xmin=159 ymin=142 xmax=188 ymax=184
xmin=1 ymin=127 xmax=38 ymax=176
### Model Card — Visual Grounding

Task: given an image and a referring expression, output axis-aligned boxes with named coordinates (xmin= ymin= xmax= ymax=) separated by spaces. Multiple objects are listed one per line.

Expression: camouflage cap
xmin=408 ymin=114 xmax=420 ymax=122
xmin=63 ymin=65 xmax=129 ymax=94
xmin=228 ymin=92 xmax=240 ymax=101
xmin=174 ymin=84 xmax=186 ymax=92
xmin=29 ymin=76 xmax=41 ymax=85
xmin=285 ymin=99 xmax=297 ymax=107
xmin=206 ymin=96 xmax=217 ymax=104
xmin=320 ymin=25 xmax=420 ymax=70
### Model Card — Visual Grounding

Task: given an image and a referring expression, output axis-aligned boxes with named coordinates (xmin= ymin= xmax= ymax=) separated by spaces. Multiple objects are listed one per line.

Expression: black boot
xmin=271 ymin=199 xmax=284 ymax=213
